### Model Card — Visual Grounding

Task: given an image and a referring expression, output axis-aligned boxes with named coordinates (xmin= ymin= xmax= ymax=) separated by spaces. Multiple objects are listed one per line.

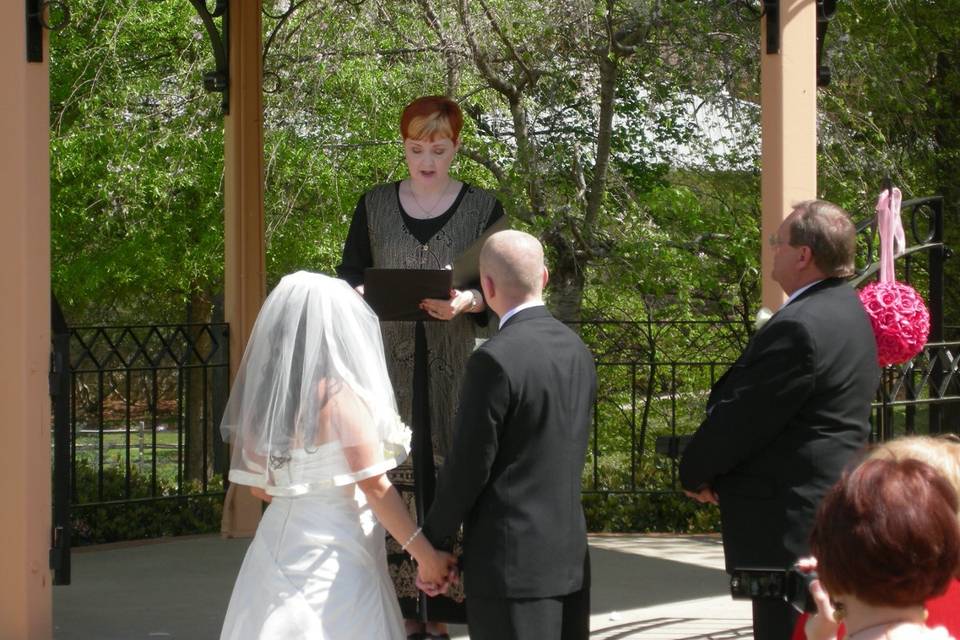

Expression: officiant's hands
xmin=420 ymin=288 xmax=483 ymax=320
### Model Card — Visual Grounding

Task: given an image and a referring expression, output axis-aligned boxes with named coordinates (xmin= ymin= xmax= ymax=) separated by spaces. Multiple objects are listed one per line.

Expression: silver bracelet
xmin=401 ymin=527 xmax=422 ymax=551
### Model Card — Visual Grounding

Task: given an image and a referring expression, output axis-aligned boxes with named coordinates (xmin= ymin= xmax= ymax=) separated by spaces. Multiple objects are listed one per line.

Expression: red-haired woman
xmin=337 ymin=95 xmax=505 ymax=639
xmin=793 ymin=436 xmax=960 ymax=640
xmin=801 ymin=457 xmax=960 ymax=640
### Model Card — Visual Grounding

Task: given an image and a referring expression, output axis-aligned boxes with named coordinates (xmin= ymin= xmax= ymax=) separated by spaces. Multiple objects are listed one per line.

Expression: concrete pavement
xmin=53 ymin=533 xmax=752 ymax=639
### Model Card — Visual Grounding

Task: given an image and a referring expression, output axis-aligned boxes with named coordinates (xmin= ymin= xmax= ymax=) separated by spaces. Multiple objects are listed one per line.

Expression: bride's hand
xmin=250 ymin=486 xmax=272 ymax=503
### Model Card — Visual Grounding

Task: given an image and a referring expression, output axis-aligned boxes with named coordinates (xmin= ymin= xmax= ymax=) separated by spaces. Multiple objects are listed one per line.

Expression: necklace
xmin=407 ymin=180 xmax=453 ymax=218
xmin=848 ymin=620 xmax=927 ymax=639
xmin=847 ymin=622 xmax=893 ymax=639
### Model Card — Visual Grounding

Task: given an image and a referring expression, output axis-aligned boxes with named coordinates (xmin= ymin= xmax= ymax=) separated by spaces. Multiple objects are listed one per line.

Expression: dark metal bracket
xmin=188 ymin=0 xmax=230 ymax=114
xmin=763 ymin=0 xmax=779 ymax=54
xmin=764 ymin=0 xmax=838 ymax=87
xmin=50 ymin=294 xmax=71 ymax=585
xmin=26 ymin=0 xmax=70 ymax=63
xmin=816 ymin=0 xmax=837 ymax=86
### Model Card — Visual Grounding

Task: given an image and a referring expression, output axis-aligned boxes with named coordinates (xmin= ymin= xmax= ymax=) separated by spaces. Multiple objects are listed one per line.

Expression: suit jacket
xmin=423 ymin=305 xmax=598 ymax=599
xmin=679 ymin=278 xmax=880 ymax=572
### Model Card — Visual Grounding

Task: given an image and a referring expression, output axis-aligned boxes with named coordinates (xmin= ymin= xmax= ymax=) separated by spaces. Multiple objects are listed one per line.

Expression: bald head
xmin=479 ymin=230 xmax=547 ymax=314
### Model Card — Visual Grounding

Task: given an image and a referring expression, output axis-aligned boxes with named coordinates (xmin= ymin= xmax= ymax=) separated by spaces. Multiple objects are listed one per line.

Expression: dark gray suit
xmin=423 ymin=305 xmax=597 ymax=640
xmin=679 ymin=278 xmax=880 ymax=639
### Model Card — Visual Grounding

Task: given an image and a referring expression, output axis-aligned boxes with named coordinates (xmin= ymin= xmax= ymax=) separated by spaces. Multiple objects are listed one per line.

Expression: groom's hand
xmin=683 ymin=486 xmax=718 ymax=504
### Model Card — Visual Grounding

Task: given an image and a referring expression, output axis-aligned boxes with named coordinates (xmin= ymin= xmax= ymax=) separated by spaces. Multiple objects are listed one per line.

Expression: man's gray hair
xmin=789 ymin=200 xmax=857 ymax=278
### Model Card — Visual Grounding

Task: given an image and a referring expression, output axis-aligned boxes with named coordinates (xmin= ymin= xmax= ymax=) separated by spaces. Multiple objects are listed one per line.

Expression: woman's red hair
xmin=810 ymin=457 xmax=960 ymax=607
xmin=400 ymin=95 xmax=463 ymax=142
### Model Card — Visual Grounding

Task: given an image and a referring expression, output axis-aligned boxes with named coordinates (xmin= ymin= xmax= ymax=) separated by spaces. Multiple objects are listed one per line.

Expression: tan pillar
xmin=760 ymin=0 xmax=818 ymax=310
xmin=221 ymin=0 xmax=266 ymax=537
xmin=0 ymin=5 xmax=52 ymax=639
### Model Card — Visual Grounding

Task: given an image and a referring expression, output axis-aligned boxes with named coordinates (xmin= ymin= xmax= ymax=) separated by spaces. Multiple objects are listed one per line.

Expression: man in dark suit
xmin=679 ymin=200 xmax=880 ymax=640
xmin=419 ymin=230 xmax=597 ymax=640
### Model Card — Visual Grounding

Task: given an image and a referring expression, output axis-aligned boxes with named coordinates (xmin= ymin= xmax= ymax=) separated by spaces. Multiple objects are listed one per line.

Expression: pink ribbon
xmin=876 ymin=187 xmax=905 ymax=283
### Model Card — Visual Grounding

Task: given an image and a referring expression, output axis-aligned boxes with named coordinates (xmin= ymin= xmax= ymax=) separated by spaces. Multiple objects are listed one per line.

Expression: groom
xmin=419 ymin=230 xmax=597 ymax=640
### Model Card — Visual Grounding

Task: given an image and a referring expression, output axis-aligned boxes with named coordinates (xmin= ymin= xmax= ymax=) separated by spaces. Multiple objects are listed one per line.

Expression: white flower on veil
xmin=382 ymin=414 xmax=413 ymax=453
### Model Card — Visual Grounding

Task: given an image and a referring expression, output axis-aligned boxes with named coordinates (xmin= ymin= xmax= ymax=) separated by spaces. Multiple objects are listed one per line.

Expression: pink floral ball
xmin=858 ymin=281 xmax=930 ymax=367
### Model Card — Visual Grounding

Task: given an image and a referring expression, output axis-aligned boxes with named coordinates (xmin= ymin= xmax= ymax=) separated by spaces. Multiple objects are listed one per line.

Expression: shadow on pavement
xmin=589 ymin=545 xmax=730 ymax=615
xmin=54 ymin=535 xmax=733 ymax=639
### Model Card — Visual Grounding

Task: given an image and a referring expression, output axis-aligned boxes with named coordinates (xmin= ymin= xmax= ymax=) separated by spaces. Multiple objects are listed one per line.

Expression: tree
xmin=257 ymin=0 xmax=764 ymax=323
xmin=50 ymin=0 xmax=224 ymax=323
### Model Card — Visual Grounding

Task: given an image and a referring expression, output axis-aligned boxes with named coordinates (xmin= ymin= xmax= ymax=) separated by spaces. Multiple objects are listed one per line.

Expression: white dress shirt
xmin=784 ymin=279 xmax=824 ymax=308
xmin=498 ymin=300 xmax=545 ymax=330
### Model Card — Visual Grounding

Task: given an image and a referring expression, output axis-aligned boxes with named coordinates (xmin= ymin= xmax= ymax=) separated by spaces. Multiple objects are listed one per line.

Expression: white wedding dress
xmin=219 ymin=444 xmax=405 ymax=640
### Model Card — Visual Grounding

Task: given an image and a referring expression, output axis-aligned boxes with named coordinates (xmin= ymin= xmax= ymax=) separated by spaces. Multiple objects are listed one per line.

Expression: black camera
xmin=729 ymin=567 xmax=818 ymax=613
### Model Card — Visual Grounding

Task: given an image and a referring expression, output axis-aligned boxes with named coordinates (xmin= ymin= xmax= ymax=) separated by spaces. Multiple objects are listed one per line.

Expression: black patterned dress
xmin=336 ymin=181 xmax=503 ymax=623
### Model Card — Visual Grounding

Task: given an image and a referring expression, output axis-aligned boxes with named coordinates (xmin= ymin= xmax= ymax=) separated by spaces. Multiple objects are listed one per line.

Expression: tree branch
xmin=475 ymin=0 xmax=540 ymax=89
xmin=455 ymin=0 xmax=519 ymax=99
xmin=583 ymin=2 xmax=620 ymax=238
xmin=458 ymin=147 xmax=507 ymax=184
xmin=415 ymin=0 xmax=462 ymax=96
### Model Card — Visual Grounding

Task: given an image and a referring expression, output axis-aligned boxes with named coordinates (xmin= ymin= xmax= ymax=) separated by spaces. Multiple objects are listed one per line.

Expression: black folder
xmin=450 ymin=216 xmax=510 ymax=288
xmin=363 ymin=268 xmax=453 ymax=321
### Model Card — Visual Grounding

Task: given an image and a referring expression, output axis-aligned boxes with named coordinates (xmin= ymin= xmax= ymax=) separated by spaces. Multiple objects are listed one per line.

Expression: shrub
xmin=582 ymin=492 xmax=721 ymax=533
xmin=69 ymin=459 xmax=223 ymax=545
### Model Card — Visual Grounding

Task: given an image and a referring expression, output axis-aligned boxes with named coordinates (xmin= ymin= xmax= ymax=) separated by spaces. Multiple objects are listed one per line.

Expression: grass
xmin=69 ymin=424 xmax=225 ymax=500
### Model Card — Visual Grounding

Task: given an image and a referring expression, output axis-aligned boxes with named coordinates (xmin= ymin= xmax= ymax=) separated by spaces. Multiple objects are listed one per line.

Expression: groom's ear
xmin=481 ymin=273 xmax=495 ymax=303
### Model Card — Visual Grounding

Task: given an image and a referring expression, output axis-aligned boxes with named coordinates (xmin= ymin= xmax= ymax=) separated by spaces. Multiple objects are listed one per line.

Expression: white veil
xmin=220 ymin=271 xmax=410 ymax=495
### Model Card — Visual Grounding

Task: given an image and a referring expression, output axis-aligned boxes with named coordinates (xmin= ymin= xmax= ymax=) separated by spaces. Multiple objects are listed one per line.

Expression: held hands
xmin=415 ymin=550 xmax=460 ymax=597
xmin=683 ymin=486 xmax=718 ymax=505
xmin=420 ymin=289 xmax=478 ymax=321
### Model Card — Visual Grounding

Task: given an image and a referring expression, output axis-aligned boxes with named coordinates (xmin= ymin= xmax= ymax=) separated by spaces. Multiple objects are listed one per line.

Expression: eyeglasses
xmin=768 ymin=233 xmax=785 ymax=248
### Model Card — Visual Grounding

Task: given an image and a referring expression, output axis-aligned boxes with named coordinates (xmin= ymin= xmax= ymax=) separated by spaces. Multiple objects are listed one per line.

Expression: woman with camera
xmin=793 ymin=436 xmax=960 ymax=640
xmin=799 ymin=454 xmax=959 ymax=640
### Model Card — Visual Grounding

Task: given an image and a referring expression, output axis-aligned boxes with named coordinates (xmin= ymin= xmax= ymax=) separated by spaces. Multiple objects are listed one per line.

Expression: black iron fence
xmin=573 ymin=325 xmax=960 ymax=497
xmin=65 ymin=321 xmax=230 ymax=501
xmin=50 ymin=316 xmax=230 ymax=582
xmin=571 ymin=319 xmax=745 ymax=495
xmin=49 ymin=314 xmax=959 ymax=567
xmin=575 ymin=195 xmax=956 ymax=496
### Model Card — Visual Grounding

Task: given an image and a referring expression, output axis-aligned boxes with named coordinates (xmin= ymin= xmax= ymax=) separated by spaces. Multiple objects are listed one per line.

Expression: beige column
xmin=221 ymin=0 xmax=266 ymax=537
xmin=0 ymin=5 xmax=52 ymax=639
xmin=760 ymin=0 xmax=818 ymax=310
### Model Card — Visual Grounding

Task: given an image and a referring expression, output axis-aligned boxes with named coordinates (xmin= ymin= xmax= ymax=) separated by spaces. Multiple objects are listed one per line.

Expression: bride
xmin=219 ymin=271 xmax=456 ymax=640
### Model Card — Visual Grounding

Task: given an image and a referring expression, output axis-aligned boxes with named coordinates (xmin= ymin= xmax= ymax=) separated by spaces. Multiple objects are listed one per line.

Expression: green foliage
xmin=818 ymin=0 xmax=960 ymax=327
xmin=70 ymin=459 xmax=223 ymax=546
xmin=50 ymin=1 xmax=224 ymax=323
xmin=48 ymin=0 xmax=960 ymax=536
xmin=582 ymin=493 xmax=720 ymax=533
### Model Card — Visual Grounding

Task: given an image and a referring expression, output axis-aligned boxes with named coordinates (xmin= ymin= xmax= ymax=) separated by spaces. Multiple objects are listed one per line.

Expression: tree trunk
xmin=546 ymin=231 xmax=586 ymax=322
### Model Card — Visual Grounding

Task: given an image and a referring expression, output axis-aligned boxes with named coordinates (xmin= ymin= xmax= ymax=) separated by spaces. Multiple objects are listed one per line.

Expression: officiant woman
xmin=336 ymin=95 xmax=505 ymax=639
